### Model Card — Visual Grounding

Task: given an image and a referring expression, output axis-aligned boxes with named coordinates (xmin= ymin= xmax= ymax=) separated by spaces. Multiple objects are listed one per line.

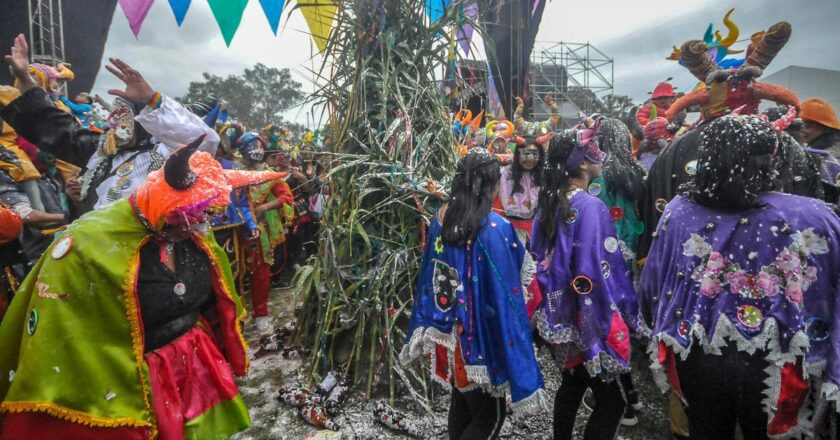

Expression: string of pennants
xmin=117 ymin=0 xmax=337 ymax=51
xmin=117 ymin=0 xmax=486 ymax=54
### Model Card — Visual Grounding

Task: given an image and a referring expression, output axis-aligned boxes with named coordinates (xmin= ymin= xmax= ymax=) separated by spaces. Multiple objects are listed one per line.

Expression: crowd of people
xmin=1 ymin=12 xmax=840 ymax=440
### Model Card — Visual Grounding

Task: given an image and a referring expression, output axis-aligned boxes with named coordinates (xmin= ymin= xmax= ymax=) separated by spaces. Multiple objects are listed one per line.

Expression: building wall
xmin=761 ymin=66 xmax=840 ymax=112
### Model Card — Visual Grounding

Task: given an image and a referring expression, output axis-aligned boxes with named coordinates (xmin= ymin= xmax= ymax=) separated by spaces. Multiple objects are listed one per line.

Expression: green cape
xmin=0 ymin=199 xmax=249 ymax=435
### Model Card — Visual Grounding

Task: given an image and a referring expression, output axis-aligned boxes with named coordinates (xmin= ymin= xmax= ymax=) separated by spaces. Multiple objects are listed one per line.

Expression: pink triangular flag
xmin=118 ymin=0 xmax=155 ymax=37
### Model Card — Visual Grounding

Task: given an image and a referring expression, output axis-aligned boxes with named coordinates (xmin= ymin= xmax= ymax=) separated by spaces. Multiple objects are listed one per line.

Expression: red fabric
xmin=658 ymin=342 xmax=684 ymax=400
xmin=605 ymin=311 xmax=630 ymax=361
xmin=270 ymin=180 xmax=294 ymax=206
xmin=505 ymin=218 xmax=543 ymax=319
xmin=145 ymin=326 xmax=240 ymax=440
xmin=245 ymin=240 xmax=271 ymax=317
xmin=767 ymin=358 xmax=810 ymax=436
xmin=0 ymin=207 xmax=22 ymax=244
xmin=636 ymin=103 xmax=670 ymax=126
xmin=1 ymin=412 xmax=149 ymax=440
xmin=724 ymin=82 xmax=759 ymax=116
xmin=435 ymin=344 xmax=452 ymax=386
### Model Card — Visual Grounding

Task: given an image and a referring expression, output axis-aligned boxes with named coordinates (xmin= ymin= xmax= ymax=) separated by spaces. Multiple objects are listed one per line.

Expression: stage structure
xmin=530 ymin=41 xmax=614 ymax=127
xmin=28 ymin=0 xmax=66 ymax=72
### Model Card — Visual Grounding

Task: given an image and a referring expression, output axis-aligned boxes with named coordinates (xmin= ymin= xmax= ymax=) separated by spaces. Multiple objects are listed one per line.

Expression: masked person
xmin=235 ymin=132 xmax=293 ymax=334
xmin=1 ymin=35 xmax=219 ymax=214
xmin=265 ymin=142 xmax=310 ymax=279
xmin=401 ymin=147 xmax=548 ymax=439
xmin=530 ymin=122 xmax=645 ymax=440
xmin=0 ymin=136 xmax=285 ymax=439
xmin=800 ymin=98 xmax=840 ymax=203
xmin=639 ymin=114 xmax=840 ymax=440
xmin=493 ymin=134 xmax=549 ymax=317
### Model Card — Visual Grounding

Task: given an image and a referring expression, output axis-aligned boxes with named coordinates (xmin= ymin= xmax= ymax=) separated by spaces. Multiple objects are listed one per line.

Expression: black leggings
xmin=448 ymin=388 xmax=506 ymax=440
xmin=553 ymin=366 xmax=625 ymax=440
xmin=676 ymin=342 xmax=769 ymax=440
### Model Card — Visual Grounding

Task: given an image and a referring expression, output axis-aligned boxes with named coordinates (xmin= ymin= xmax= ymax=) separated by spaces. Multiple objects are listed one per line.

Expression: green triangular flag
xmin=208 ymin=0 xmax=249 ymax=47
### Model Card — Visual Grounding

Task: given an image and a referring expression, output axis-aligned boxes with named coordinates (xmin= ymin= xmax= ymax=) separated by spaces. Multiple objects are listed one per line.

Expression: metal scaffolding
xmin=28 ymin=0 xmax=66 ymax=82
xmin=530 ymin=41 xmax=614 ymax=127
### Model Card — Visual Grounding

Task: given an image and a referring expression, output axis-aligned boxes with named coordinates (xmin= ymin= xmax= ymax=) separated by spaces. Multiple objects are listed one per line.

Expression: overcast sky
xmin=92 ymin=0 xmax=840 ymax=125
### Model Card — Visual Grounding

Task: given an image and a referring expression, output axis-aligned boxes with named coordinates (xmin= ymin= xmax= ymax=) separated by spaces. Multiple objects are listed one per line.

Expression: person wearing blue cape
xmin=400 ymin=147 xmax=548 ymax=440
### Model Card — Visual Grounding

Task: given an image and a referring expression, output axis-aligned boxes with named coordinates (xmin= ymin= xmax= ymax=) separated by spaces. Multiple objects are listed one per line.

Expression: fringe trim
xmin=464 ymin=365 xmax=491 ymax=385
xmin=821 ymin=381 xmax=840 ymax=406
xmin=520 ymin=250 xmax=536 ymax=292
xmin=123 ymin=236 xmax=157 ymax=439
xmin=1 ymin=401 xmax=149 ymax=430
xmin=509 ymin=388 xmax=551 ymax=417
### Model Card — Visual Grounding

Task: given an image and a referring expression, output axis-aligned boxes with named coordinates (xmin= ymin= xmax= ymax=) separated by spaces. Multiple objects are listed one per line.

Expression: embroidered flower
xmin=785 ymin=278 xmax=804 ymax=305
xmin=434 ymin=236 xmax=444 ymax=254
xmin=773 ymin=248 xmax=801 ymax=275
xmin=705 ymin=252 xmax=727 ymax=274
xmin=682 ymin=233 xmax=712 ymax=258
xmin=791 ymin=228 xmax=829 ymax=256
xmin=699 ymin=276 xmax=724 ymax=298
xmin=755 ymin=271 xmax=781 ymax=297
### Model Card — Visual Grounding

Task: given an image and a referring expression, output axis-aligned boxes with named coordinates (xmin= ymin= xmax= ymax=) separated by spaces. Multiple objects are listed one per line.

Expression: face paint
xmin=519 ymin=146 xmax=540 ymax=171
xmin=114 ymin=123 xmax=133 ymax=142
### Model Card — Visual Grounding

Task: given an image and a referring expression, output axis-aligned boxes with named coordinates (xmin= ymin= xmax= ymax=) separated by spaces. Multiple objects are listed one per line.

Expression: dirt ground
xmin=232 ymin=287 xmax=675 ymax=440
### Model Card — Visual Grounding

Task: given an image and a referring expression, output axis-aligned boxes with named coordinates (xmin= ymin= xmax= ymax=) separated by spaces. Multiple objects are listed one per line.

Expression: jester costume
xmin=0 ymin=138 xmax=284 ymax=439
xmin=640 ymin=193 xmax=840 ymax=438
xmin=401 ymin=211 xmax=548 ymax=415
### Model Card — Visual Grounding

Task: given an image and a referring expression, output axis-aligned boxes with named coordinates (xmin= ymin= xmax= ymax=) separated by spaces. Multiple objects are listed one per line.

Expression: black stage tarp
xmin=0 ymin=0 xmax=118 ymax=96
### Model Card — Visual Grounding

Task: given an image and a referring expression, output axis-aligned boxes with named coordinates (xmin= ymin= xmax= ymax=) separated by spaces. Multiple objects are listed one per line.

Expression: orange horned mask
xmin=133 ymin=135 xmax=286 ymax=230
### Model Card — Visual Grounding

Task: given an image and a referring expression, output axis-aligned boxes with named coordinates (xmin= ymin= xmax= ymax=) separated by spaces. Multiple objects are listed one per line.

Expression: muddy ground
xmin=232 ymin=287 xmax=674 ymax=440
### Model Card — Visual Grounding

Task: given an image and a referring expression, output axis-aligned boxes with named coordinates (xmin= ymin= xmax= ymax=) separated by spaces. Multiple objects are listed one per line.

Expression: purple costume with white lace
xmin=640 ymin=193 xmax=840 ymax=437
xmin=531 ymin=190 xmax=645 ymax=377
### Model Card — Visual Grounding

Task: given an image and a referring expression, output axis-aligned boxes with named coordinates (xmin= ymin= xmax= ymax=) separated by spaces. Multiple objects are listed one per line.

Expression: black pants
xmin=554 ymin=366 xmax=625 ymax=440
xmin=676 ymin=342 xmax=769 ymax=440
xmin=448 ymin=388 xmax=506 ymax=440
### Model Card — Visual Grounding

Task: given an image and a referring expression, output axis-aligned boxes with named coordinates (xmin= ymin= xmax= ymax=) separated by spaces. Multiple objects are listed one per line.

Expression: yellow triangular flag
xmin=299 ymin=0 xmax=337 ymax=53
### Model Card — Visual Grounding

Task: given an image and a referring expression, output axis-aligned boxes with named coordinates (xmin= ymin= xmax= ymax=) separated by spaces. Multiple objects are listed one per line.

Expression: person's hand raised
xmin=105 ymin=58 xmax=154 ymax=104
xmin=4 ymin=34 xmax=36 ymax=93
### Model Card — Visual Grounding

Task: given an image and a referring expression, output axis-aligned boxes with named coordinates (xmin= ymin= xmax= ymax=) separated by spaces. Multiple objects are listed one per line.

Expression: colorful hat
xmin=800 ymin=98 xmax=840 ymax=130
xmin=101 ymin=97 xmax=137 ymax=155
xmin=566 ymin=117 xmax=608 ymax=172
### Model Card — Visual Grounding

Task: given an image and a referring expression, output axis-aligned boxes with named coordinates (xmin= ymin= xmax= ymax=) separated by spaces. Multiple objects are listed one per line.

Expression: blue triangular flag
xmin=425 ymin=0 xmax=449 ymax=23
xmin=167 ymin=0 xmax=191 ymax=26
xmin=259 ymin=0 xmax=286 ymax=35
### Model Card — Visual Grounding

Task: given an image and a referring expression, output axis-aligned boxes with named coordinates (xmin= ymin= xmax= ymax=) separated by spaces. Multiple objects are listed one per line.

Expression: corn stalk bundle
xmin=293 ymin=0 xmax=477 ymax=404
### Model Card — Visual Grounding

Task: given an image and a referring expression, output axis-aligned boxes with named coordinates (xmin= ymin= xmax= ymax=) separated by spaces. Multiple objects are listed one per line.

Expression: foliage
xmin=292 ymin=0 xmax=469 ymax=404
xmin=180 ymin=63 xmax=305 ymax=131
xmin=602 ymin=94 xmax=636 ymax=121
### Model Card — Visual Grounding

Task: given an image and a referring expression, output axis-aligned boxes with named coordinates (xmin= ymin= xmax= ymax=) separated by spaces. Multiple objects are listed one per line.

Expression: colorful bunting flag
xmin=425 ymin=0 xmax=449 ymax=24
xmin=486 ymin=61 xmax=502 ymax=118
xmin=167 ymin=0 xmax=192 ymax=26
xmin=456 ymin=2 xmax=479 ymax=55
xmin=118 ymin=0 xmax=155 ymax=37
xmin=259 ymin=0 xmax=286 ymax=35
xmin=208 ymin=0 xmax=250 ymax=47
xmin=299 ymin=1 xmax=337 ymax=53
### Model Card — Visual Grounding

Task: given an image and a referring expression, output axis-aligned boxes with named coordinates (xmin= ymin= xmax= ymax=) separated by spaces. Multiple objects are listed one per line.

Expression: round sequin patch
xmin=27 ymin=309 xmax=39 ymax=335
xmin=609 ymin=206 xmax=624 ymax=221
xmin=572 ymin=276 xmax=593 ymax=295
xmin=565 ymin=208 xmax=579 ymax=224
xmin=587 ymin=182 xmax=602 ymax=196
xmin=116 ymin=162 xmax=134 ymax=177
xmin=604 ymin=237 xmax=619 ymax=253
xmin=51 ymin=236 xmax=73 ymax=260
xmin=736 ymin=305 xmax=763 ymax=329
xmin=804 ymin=317 xmax=830 ymax=342
xmin=601 ymin=261 xmax=611 ymax=279
xmin=677 ymin=319 xmax=692 ymax=342
xmin=655 ymin=198 xmax=668 ymax=213
xmin=684 ymin=160 xmax=698 ymax=176
xmin=173 ymin=283 xmax=186 ymax=296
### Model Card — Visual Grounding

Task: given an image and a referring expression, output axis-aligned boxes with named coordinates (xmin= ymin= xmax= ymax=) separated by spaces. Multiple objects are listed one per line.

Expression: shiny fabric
xmin=402 ymin=212 xmax=545 ymax=409
xmin=531 ymin=191 xmax=643 ymax=377
xmin=145 ymin=326 xmax=248 ymax=440
xmin=497 ymin=165 xmax=538 ymax=220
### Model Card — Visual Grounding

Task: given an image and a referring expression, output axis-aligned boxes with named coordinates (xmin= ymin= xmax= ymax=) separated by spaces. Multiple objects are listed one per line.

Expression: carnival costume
xmin=640 ymin=190 xmax=840 ymax=438
xmin=531 ymin=123 xmax=644 ymax=378
xmin=401 ymin=152 xmax=547 ymax=415
xmin=0 ymin=136 xmax=285 ymax=439
xmin=1 ymin=87 xmax=219 ymax=213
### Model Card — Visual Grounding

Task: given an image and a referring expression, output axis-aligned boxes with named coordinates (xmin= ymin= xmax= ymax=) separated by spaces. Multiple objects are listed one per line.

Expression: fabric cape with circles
xmin=0 ymin=144 xmax=284 ymax=438
xmin=639 ymin=193 xmax=840 ymax=438
xmin=530 ymin=190 xmax=646 ymax=378
xmin=400 ymin=212 xmax=548 ymax=415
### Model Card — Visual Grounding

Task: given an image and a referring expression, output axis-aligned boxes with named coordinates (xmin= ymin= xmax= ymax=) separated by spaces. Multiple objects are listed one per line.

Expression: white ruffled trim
xmin=399 ymin=325 xmax=548 ymax=417
xmin=520 ymin=250 xmax=536 ymax=292
xmin=649 ymin=315 xmax=815 ymax=437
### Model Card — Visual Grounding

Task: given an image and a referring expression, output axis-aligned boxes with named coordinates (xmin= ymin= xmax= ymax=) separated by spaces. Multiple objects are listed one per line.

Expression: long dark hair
xmin=510 ymin=137 xmax=544 ymax=195
xmin=535 ymin=131 xmax=580 ymax=247
xmin=687 ymin=115 xmax=777 ymax=210
xmin=597 ymin=118 xmax=646 ymax=202
xmin=441 ymin=150 xmax=501 ymax=246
